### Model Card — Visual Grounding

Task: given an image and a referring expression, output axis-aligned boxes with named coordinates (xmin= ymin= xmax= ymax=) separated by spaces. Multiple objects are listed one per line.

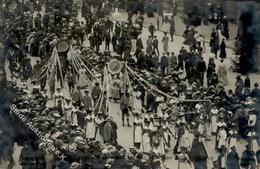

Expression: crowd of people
xmin=0 ymin=0 xmax=260 ymax=169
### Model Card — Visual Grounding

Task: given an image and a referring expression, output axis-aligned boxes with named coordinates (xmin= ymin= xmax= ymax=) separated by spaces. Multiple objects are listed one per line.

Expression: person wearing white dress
xmin=64 ymin=98 xmax=73 ymax=123
xmin=161 ymin=120 xmax=174 ymax=152
xmin=211 ymin=105 xmax=219 ymax=135
xmin=78 ymin=67 xmax=88 ymax=86
xmin=248 ymin=109 xmax=257 ymax=130
xmin=217 ymin=126 xmax=227 ymax=150
xmin=133 ymin=114 xmax=143 ymax=149
xmin=177 ymin=147 xmax=194 ymax=169
xmin=217 ymin=59 xmax=228 ymax=86
xmin=132 ymin=91 xmax=143 ymax=114
xmin=247 ymin=131 xmax=259 ymax=154
xmin=85 ymin=113 xmax=96 ymax=140
xmin=142 ymin=121 xmax=152 ymax=153
xmin=71 ymin=104 xmax=79 ymax=126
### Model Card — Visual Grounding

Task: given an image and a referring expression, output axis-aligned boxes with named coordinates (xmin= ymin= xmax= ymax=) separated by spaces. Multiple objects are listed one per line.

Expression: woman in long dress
xmin=78 ymin=67 xmax=88 ymax=86
xmin=85 ymin=113 xmax=96 ymax=140
xmin=248 ymin=130 xmax=259 ymax=154
xmin=64 ymin=99 xmax=73 ymax=123
xmin=227 ymin=126 xmax=238 ymax=152
xmin=216 ymin=126 xmax=227 ymax=150
xmin=162 ymin=120 xmax=173 ymax=152
xmin=110 ymin=78 xmax=120 ymax=102
xmin=177 ymin=147 xmax=194 ymax=169
xmin=133 ymin=114 xmax=142 ymax=149
xmin=162 ymin=32 xmax=169 ymax=53
xmin=71 ymin=105 xmax=79 ymax=126
xmin=142 ymin=121 xmax=151 ymax=153
xmin=217 ymin=59 xmax=228 ymax=86
xmin=211 ymin=105 xmax=219 ymax=135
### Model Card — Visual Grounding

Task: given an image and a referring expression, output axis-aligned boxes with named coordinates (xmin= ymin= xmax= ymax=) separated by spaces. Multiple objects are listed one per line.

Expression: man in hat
xmin=160 ymin=53 xmax=169 ymax=76
xmin=91 ymin=82 xmax=101 ymax=106
xmin=72 ymin=86 xmax=82 ymax=108
xmin=120 ymin=92 xmax=131 ymax=127
xmin=240 ymin=144 xmax=256 ymax=169
xmin=235 ymin=75 xmax=244 ymax=97
xmin=146 ymin=35 xmax=153 ymax=56
xmin=251 ymin=83 xmax=260 ymax=102
xmin=148 ymin=23 xmax=156 ymax=39
xmin=169 ymin=16 xmax=175 ymax=42
xmin=227 ymin=146 xmax=240 ymax=169
xmin=66 ymin=71 xmax=76 ymax=94
xmin=152 ymin=36 xmax=159 ymax=55
xmin=82 ymin=89 xmax=93 ymax=111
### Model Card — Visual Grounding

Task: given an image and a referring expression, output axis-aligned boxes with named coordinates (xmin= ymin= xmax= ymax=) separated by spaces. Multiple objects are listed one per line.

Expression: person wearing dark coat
xmin=169 ymin=16 xmax=175 ymax=41
xmin=112 ymin=33 xmax=117 ymax=52
xmin=148 ymin=23 xmax=156 ymax=39
xmin=226 ymin=146 xmax=240 ymax=169
xmin=19 ymin=144 xmax=36 ymax=169
xmin=221 ymin=16 xmax=229 ymax=39
xmin=207 ymin=58 xmax=216 ymax=86
xmin=219 ymin=39 xmax=227 ymax=59
xmin=197 ymin=57 xmax=207 ymax=86
xmin=251 ymin=83 xmax=260 ymax=98
xmin=190 ymin=133 xmax=208 ymax=169
xmin=210 ymin=29 xmax=219 ymax=59
xmin=82 ymin=90 xmax=93 ymax=111
xmin=238 ymin=111 xmax=248 ymax=139
xmin=35 ymin=148 xmax=46 ymax=169
xmin=244 ymin=74 xmax=251 ymax=89
xmin=152 ymin=36 xmax=159 ymax=55
xmin=72 ymin=86 xmax=83 ymax=108
xmin=240 ymin=145 xmax=256 ymax=169
xmin=235 ymin=75 xmax=244 ymax=97
xmin=91 ymin=83 xmax=101 ymax=106
xmin=160 ymin=53 xmax=169 ymax=76
xmin=100 ymin=117 xmax=118 ymax=144
xmin=104 ymin=32 xmax=111 ymax=51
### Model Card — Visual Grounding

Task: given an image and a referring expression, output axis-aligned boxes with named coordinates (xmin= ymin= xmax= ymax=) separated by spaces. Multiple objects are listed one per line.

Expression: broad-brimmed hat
xmin=70 ymin=162 xmax=80 ymax=169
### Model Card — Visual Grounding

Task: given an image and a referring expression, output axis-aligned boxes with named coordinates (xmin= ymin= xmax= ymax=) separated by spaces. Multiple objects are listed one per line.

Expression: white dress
xmin=247 ymin=131 xmax=259 ymax=153
xmin=64 ymin=103 xmax=72 ymax=122
xmin=228 ymin=130 xmax=237 ymax=150
xmin=142 ymin=125 xmax=151 ymax=153
xmin=211 ymin=108 xmax=219 ymax=133
xmin=85 ymin=114 xmax=96 ymax=139
xmin=217 ymin=129 xmax=227 ymax=149
xmin=78 ymin=68 xmax=87 ymax=86
xmin=178 ymin=129 xmax=191 ymax=152
xmin=133 ymin=94 xmax=143 ymax=113
xmin=217 ymin=63 xmax=228 ymax=86
xmin=177 ymin=153 xmax=194 ymax=169
xmin=133 ymin=119 xmax=142 ymax=144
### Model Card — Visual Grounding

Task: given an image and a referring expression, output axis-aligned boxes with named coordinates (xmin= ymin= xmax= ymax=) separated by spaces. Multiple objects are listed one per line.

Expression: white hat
xmin=70 ymin=162 xmax=79 ymax=169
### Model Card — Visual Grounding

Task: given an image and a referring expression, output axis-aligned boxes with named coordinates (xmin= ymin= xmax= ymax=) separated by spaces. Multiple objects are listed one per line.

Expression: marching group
xmin=0 ymin=0 xmax=260 ymax=169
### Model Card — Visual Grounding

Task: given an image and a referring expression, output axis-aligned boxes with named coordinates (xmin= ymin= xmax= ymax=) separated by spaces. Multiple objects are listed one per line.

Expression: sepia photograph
xmin=0 ymin=0 xmax=260 ymax=169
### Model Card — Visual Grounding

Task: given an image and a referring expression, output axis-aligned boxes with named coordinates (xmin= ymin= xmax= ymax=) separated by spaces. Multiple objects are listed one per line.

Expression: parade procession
xmin=0 ymin=0 xmax=260 ymax=169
